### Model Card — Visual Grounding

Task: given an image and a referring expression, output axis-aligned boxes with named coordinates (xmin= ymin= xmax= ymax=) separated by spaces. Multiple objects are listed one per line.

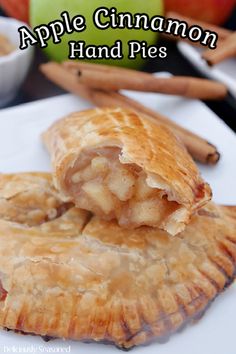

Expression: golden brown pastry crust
xmin=0 ymin=172 xmax=85 ymax=227
xmin=42 ymin=108 xmax=211 ymax=233
xmin=0 ymin=173 xmax=235 ymax=349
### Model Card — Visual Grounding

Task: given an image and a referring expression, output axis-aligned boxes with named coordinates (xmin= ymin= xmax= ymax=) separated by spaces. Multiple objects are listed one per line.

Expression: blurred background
xmin=0 ymin=0 xmax=236 ymax=129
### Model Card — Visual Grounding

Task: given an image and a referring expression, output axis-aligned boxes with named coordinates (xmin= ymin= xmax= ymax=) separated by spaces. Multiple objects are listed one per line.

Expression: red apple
xmin=0 ymin=0 xmax=29 ymax=23
xmin=165 ymin=0 xmax=235 ymax=25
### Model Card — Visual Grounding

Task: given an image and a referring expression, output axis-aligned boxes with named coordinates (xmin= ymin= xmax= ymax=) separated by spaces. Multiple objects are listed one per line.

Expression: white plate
xmin=0 ymin=76 xmax=236 ymax=354
xmin=178 ymin=42 xmax=236 ymax=99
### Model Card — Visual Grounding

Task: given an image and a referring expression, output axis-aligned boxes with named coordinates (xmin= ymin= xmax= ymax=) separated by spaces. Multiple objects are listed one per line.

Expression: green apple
xmin=30 ymin=0 xmax=163 ymax=68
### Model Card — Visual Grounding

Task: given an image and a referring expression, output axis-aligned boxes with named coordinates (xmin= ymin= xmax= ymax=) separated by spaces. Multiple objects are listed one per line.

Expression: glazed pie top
xmin=0 ymin=173 xmax=235 ymax=349
xmin=43 ymin=107 xmax=211 ymax=234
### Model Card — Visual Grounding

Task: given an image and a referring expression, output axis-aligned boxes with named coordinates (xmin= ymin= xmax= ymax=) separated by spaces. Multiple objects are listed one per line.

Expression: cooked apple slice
xmin=107 ymin=167 xmax=135 ymax=202
xmin=43 ymin=108 xmax=212 ymax=235
xmin=82 ymin=180 xmax=115 ymax=214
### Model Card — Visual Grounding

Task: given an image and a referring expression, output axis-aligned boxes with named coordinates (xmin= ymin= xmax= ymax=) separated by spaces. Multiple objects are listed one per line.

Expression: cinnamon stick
xmin=202 ymin=32 xmax=236 ymax=66
xmin=165 ymin=12 xmax=232 ymax=41
xmin=40 ymin=62 xmax=220 ymax=165
xmin=73 ymin=65 xmax=227 ymax=100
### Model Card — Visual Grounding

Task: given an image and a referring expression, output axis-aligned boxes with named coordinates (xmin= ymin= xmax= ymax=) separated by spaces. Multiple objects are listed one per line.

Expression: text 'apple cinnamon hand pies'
xmin=43 ymin=107 xmax=211 ymax=235
xmin=0 ymin=172 xmax=235 ymax=349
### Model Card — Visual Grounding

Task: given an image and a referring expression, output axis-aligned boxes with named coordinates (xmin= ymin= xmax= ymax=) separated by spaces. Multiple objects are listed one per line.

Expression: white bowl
xmin=0 ymin=16 xmax=34 ymax=107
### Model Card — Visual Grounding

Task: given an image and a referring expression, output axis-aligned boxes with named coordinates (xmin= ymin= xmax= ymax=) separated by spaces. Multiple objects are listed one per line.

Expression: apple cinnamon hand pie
xmin=42 ymin=107 xmax=211 ymax=235
xmin=0 ymin=172 xmax=235 ymax=349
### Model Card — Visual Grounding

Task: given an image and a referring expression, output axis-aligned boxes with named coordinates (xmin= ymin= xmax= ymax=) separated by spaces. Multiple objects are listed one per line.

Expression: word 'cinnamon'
xmin=165 ymin=12 xmax=232 ymax=42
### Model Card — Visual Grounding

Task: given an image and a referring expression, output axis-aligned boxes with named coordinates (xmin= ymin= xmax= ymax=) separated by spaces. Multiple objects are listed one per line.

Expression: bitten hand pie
xmin=42 ymin=107 xmax=211 ymax=235
xmin=0 ymin=172 xmax=235 ymax=349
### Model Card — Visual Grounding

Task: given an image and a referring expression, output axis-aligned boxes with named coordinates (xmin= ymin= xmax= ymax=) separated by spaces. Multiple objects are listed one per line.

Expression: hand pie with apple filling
xmin=0 ymin=173 xmax=235 ymax=349
xmin=43 ymin=107 xmax=211 ymax=235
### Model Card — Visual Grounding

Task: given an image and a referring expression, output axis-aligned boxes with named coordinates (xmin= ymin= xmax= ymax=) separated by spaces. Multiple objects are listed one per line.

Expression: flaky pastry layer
xmin=0 ymin=172 xmax=235 ymax=349
xmin=43 ymin=107 xmax=211 ymax=235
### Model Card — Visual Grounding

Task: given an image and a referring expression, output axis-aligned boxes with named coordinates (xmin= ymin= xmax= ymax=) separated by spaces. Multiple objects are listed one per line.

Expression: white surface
xmin=0 ymin=17 xmax=34 ymax=107
xmin=178 ymin=42 xmax=236 ymax=99
xmin=0 ymin=82 xmax=236 ymax=354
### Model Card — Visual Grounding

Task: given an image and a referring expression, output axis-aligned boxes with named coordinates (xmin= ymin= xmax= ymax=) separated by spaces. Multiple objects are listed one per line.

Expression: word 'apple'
xmin=30 ymin=0 xmax=163 ymax=69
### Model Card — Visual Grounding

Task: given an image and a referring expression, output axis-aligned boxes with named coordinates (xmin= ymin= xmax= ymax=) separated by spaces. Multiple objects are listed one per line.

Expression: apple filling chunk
xmin=71 ymin=157 xmax=108 ymax=184
xmin=136 ymin=174 xmax=154 ymax=200
xmin=128 ymin=198 xmax=178 ymax=227
xmin=67 ymin=149 xmax=181 ymax=230
xmin=82 ymin=181 xmax=115 ymax=214
xmin=107 ymin=167 xmax=135 ymax=202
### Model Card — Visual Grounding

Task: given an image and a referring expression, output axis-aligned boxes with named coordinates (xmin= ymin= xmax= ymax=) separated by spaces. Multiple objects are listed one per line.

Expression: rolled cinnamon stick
xmin=40 ymin=62 xmax=220 ymax=165
xmin=165 ymin=12 xmax=232 ymax=41
xmin=64 ymin=61 xmax=227 ymax=99
xmin=74 ymin=66 xmax=227 ymax=100
xmin=202 ymin=32 xmax=236 ymax=66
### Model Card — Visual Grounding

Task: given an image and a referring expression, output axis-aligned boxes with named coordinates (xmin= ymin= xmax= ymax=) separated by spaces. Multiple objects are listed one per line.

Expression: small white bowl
xmin=0 ymin=16 xmax=34 ymax=107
